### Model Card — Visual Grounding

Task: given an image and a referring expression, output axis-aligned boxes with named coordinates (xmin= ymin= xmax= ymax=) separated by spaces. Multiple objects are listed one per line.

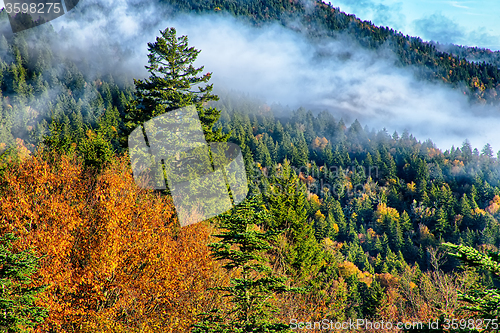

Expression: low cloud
xmin=6 ymin=0 xmax=500 ymax=153
xmin=160 ymin=13 xmax=500 ymax=152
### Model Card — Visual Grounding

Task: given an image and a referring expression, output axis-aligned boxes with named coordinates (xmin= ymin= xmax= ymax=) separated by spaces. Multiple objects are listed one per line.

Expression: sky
xmin=329 ymin=0 xmax=500 ymax=50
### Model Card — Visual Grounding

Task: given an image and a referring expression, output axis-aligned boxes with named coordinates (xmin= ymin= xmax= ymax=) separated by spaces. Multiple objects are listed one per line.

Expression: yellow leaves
xmin=426 ymin=147 xmax=442 ymax=158
xmin=332 ymin=223 xmax=339 ymax=235
xmin=314 ymin=210 xmax=325 ymax=220
xmin=375 ymin=203 xmax=400 ymax=230
xmin=338 ymin=261 xmax=372 ymax=285
xmin=359 ymin=271 xmax=373 ymax=287
xmin=407 ymin=181 xmax=416 ymax=193
xmin=338 ymin=261 xmax=361 ymax=278
xmin=311 ymin=136 xmax=328 ymax=150
xmin=0 ymin=153 xmax=218 ymax=332
xmin=321 ymin=238 xmax=342 ymax=253
xmin=86 ymin=128 xmax=95 ymax=138
xmin=15 ymin=138 xmax=31 ymax=160
xmin=308 ymin=193 xmax=321 ymax=207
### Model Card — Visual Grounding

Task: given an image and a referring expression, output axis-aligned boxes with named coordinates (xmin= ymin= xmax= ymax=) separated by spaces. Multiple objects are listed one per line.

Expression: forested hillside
xmin=1 ymin=1 xmax=500 ymax=332
xmin=164 ymin=0 xmax=500 ymax=104
xmin=2 ymin=0 xmax=500 ymax=155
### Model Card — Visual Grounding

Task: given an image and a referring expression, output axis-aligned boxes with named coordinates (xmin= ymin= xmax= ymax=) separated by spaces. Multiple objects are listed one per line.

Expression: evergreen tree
xmin=399 ymin=210 xmax=412 ymax=235
xmin=77 ymin=129 xmax=115 ymax=171
xmin=329 ymin=199 xmax=346 ymax=240
xmin=123 ymin=28 xmax=228 ymax=145
xmin=264 ymin=160 xmax=322 ymax=280
xmin=444 ymin=242 xmax=500 ymax=320
xmin=292 ymin=133 xmax=309 ymax=167
xmin=389 ymin=218 xmax=404 ymax=252
xmin=193 ymin=197 xmax=297 ymax=333
xmin=459 ymin=194 xmax=473 ymax=229
xmin=482 ymin=143 xmax=494 ymax=157
xmin=360 ymin=279 xmax=385 ymax=318
xmin=434 ymin=207 xmax=449 ymax=237
xmin=0 ymin=233 xmax=48 ymax=332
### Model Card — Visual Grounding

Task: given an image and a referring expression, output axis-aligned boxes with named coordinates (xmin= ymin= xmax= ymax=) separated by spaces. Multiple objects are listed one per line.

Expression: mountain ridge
xmin=160 ymin=0 xmax=500 ymax=104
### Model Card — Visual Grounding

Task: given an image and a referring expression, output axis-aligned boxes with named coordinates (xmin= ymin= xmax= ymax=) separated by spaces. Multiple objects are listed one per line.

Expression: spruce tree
xmin=0 ymin=233 xmax=47 ymax=332
xmin=264 ymin=160 xmax=322 ymax=280
xmin=123 ymin=27 xmax=228 ymax=144
xmin=444 ymin=242 xmax=500 ymax=321
xmin=192 ymin=197 xmax=297 ymax=333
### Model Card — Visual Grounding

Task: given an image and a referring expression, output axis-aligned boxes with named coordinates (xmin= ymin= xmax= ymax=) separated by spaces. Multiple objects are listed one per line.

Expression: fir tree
xmin=123 ymin=28 xmax=228 ymax=145
xmin=193 ymin=197 xmax=298 ymax=333
xmin=0 ymin=233 xmax=48 ymax=332
xmin=444 ymin=242 xmax=500 ymax=321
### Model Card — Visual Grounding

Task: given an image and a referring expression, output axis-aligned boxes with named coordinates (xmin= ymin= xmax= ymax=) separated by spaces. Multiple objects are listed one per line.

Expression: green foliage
xmin=444 ymin=242 xmax=500 ymax=320
xmin=359 ymin=279 xmax=385 ymax=318
xmin=193 ymin=197 xmax=297 ymax=333
xmin=124 ymin=27 xmax=228 ymax=144
xmin=0 ymin=233 xmax=47 ymax=332
xmin=264 ymin=160 xmax=323 ymax=280
xmin=77 ymin=129 xmax=115 ymax=171
xmin=5 ymin=1 xmax=500 ymax=326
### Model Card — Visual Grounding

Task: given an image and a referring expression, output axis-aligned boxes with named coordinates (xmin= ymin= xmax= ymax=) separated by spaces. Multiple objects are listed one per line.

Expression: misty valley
xmin=1 ymin=0 xmax=500 ymax=332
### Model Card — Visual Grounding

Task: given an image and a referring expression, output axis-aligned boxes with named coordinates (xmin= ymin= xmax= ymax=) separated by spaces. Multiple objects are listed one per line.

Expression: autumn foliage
xmin=0 ymin=152 xmax=220 ymax=332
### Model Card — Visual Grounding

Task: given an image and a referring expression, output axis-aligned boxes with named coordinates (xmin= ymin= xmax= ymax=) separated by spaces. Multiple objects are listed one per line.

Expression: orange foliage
xmin=426 ymin=147 xmax=442 ymax=159
xmin=338 ymin=261 xmax=372 ymax=286
xmin=376 ymin=273 xmax=399 ymax=290
xmin=418 ymin=224 xmax=435 ymax=245
xmin=299 ymin=172 xmax=316 ymax=186
xmin=308 ymin=193 xmax=321 ymax=208
xmin=311 ymin=137 xmax=328 ymax=150
xmin=486 ymin=195 xmax=500 ymax=215
xmin=0 ymin=153 xmax=219 ymax=332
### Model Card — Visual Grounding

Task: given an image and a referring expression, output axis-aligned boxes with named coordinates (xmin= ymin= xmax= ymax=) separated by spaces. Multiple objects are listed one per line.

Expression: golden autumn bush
xmin=0 ymin=152 xmax=223 ymax=332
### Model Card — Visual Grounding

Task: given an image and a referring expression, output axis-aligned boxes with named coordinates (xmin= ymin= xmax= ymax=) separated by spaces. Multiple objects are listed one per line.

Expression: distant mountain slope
xmin=436 ymin=42 xmax=500 ymax=69
xmin=162 ymin=0 xmax=500 ymax=104
xmin=1 ymin=0 xmax=500 ymax=154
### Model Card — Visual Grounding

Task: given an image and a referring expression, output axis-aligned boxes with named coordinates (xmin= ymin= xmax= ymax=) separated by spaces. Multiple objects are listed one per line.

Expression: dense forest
xmin=1 ymin=0 xmax=500 ymax=332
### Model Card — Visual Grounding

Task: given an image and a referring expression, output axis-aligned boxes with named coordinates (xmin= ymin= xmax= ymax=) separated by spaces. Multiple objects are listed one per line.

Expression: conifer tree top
xmin=126 ymin=27 xmax=218 ymax=128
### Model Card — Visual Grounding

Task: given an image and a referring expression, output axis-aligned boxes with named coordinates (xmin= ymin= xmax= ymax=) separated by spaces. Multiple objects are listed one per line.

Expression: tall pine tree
xmin=193 ymin=197 xmax=297 ymax=333
xmin=123 ymin=27 xmax=228 ymax=144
